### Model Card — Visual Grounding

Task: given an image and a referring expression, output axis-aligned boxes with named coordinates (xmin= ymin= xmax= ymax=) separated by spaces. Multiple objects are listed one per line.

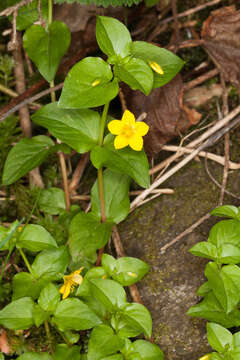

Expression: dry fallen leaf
xmin=202 ymin=5 xmax=240 ymax=89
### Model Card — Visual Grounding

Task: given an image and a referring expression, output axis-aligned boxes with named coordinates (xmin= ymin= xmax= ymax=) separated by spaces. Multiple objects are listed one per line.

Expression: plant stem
xmin=96 ymin=103 xmax=110 ymax=265
xmin=18 ymin=248 xmax=35 ymax=277
xmin=48 ymin=0 xmax=52 ymax=25
xmin=98 ymin=102 xmax=110 ymax=146
xmin=44 ymin=320 xmax=54 ymax=354
xmin=98 ymin=102 xmax=110 ymax=222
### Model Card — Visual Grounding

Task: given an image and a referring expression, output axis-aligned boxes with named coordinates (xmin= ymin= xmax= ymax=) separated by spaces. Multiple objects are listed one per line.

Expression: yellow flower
xmin=108 ymin=110 xmax=149 ymax=151
xmin=59 ymin=268 xmax=83 ymax=300
xmin=149 ymin=61 xmax=164 ymax=75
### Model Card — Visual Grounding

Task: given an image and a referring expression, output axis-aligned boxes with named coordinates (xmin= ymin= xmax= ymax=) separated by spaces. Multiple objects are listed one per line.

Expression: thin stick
xmin=0 ymin=0 xmax=34 ymax=16
xmin=131 ymin=112 xmax=240 ymax=210
xmin=0 ymin=82 xmax=63 ymax=122
xmin=69 ymin=153 xmax=90 ymax=193
xmin=218 ymin=74 xmax=229 ymax=205
xmin=159 ymin=0 xmax=222 ymax=23
xmin=160 ymin=213 xmax=211 ymax=254
xmin=160 ymin=145 xmax=240 ymax=170
xmin=119 ymin=87 xmax=127 ymax=112
xmin=184 ymin=68 xmax=219 ymax=91
xmin=205 ymin=157 xmax=240 ymax=200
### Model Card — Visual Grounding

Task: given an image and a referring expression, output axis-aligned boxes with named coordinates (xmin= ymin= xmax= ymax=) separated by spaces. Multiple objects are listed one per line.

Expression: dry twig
xmin=0 ymin=0 xmax=34 ymax=17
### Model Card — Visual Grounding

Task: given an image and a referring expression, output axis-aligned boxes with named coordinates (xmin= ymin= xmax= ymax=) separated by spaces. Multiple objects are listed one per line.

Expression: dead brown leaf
xmin=201 ymin=5 xmax=240 ymax=89
xmin=126 ymin=75 xmax=202 ymax=157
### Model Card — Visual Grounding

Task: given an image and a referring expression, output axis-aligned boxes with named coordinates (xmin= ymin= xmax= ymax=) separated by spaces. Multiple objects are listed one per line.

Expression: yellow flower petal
xmin=108 ymin=120 xmax=124 ymax=135
xmin=72 ymin=274 xmax=83 ymax=285
xmin=114 ymin=135 xmax=129 ymax=149
xmin=135 ymin=122 xmax=149 ymax=136
xmin=59 ymin=283 xmax=71 ymax=299
xmin=122 ymin=110 xmax=135 ymax=126
xmin=149 ymin=61 xmax=164 ymax=75
xmin=129 ymin=134 xmax=143 ymax=151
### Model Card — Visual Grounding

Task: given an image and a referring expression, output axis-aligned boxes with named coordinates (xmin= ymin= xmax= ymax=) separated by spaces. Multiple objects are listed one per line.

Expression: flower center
xmin=122 ymin=124 xmax=136 ymax=138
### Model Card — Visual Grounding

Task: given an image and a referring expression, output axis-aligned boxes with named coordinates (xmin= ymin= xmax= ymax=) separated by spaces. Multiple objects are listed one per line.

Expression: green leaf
xmin=33 ymin=304 xmax=49 ymax=327
xmin=189 ymin=242 xmax=217 ymax=261
xmin=53 ymin=344 xmax=81 ymax=360
xmin=2 ymin=135 xmax=54 ymax=185
xmin=101 ymin=254 xmax=117 ymax=275
xmin=91 ymin=169 xmax=130 ymax=224
xmin=38 ymin=187 xmax=66 ymax=215
xmin=23 ymin=21 xmax=71 ymax=82
xmin=233 ymin=332 xmax=240 ymax=347
xmin=12 ymin=272 xmax=46 ymax=300
xmin=112 ymin=257 xmax=149 ymax=286
xmin=114 ymin=57 xmax=153 ymax=95
xmin=211 ymin=205 xmax=239 ymax=220
xmin=131 ymin=41 xmax=184 ymax=88
xmin=69 ymin=212 xmax=113 ymax=263
xmin=208 ymin=220 xmax=240 ymax=247
xmin=132 ymin=340 xmax=164 ymax=360
xmin=7 ymin=0 xmax=48 ymax=31
xmin=116 ymin=303 xmax=152 ymax=338
xmin=58 ymin=57 xmax=119 ymax=109
xmin=217 ymin=244 xmax=240 ymax=264
xmin=196 ymin=281 xmax=211 ymax=297
xmin=96 ymin=16 xmax=132 ymax=59
xmin=187 ymin=291 xmax=240 ymax=328
xmin=90 ymin=134 xmax=150 ymax=188
xmin=0 ymin=297 xmax=34 ymax=330
xmin=221 ymin=265 xmax=240 ymax=291
xmin=0 ymin=353 xmax=4 ymax=360
xmin=205 ymin=262 xmax=240 ymax=314
xmin=17 ymin=224 xmax=58 ymax=252
xmin=38 ymin=283 xmax=60 ymax=313
xmin=101 ymin=356 xmax=123 ymax=360
xmin=88 ymin=324 xmax=124 ymax=360
xmin=17 ymin=353 xmax=51 ymax=360
xmin=32 ymin=103 xmax=101 ymax=153
xmin=207 ymin=323 xmax=233 ymax=353
xmin=32 ymin=246 xmax=69 ymax=281
xmin=53 ymin=298 xmax=101 ymax=331
xmin=90 ymin=278 xmax=127 ymax=311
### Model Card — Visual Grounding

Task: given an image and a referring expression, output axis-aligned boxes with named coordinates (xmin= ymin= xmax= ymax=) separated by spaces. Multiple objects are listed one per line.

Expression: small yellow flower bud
xmin=127 ymin=272 xmax=137 ymax=278
xmin=149 ymin=61 xmax=164 ymax=75
xmin=199 ymin=354 xmax=211 ymax=360
xmin=91 ymin=79 xmax=101 ymax=87
xmin=102 ymin=275 xmax=107 ymax=279
xmin=17 ymin=226 xmax=23 ymax=233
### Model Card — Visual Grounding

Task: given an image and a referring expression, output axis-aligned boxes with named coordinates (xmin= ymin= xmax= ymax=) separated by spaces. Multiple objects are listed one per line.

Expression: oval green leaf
xmin=23 ymin=21 xmax=71 ymax=82
xmin=2 ymin=135 xmax=54 ymax=185
xmin=58 ymin=57 xmax=119 ymax=109
xmin=96 ymin=16 xmax=132 ymax=59
xmin=32 ymin=103 xmax=101 ymax=153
